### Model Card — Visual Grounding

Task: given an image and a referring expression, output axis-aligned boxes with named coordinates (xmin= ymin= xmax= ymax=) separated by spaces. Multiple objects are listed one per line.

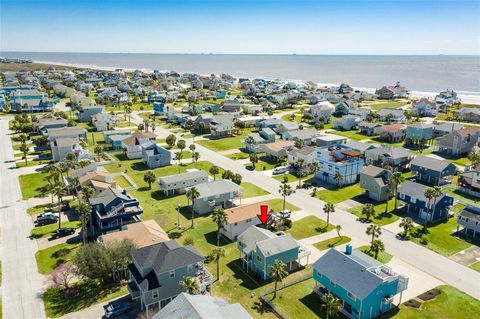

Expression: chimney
xmin=345 ymin=244 xmax=352 ymax=255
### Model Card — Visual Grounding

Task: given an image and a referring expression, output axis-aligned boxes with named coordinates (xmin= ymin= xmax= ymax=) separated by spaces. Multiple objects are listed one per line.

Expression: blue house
xmin=397 ymin=180 xmax=454 ymax=222
xmin=314 ymin=144 xmax=364 ymax=186
xmin=237 ymin=226 xmax=310 ymax=280
xmin=406 ymin=123 xmax=433 ymax=144
xmin=410 ymin=155 xmax=456 ymax=186
xmin=153 ymin=102 xmax=165 ymax=115
xmin=216 ymin=89 xmax=227 ymax=99
xmin=103 ymin=130 xmax=132 ymax=150
xmin=89 ymin=187 xmax=143 ymax=234
xmin=313 ymin=247 xmax=408 ymax=319
xmin=0 ymin=94 xmax=6 ymax=110
xmin=141 ymin=141 xmax=171 ymax=168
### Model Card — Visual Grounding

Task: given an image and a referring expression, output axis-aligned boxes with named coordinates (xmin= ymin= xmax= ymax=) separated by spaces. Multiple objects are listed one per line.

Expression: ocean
xmin=1 ymin=52 xmax=479 ymax=100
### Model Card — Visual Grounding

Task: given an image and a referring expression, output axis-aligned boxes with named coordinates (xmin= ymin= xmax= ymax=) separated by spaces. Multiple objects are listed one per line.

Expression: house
xmin=377 ymin=108 xmax=405 ymax=123
xmin=103 ymin=129 xmax=132 ymax=150
xmin=410 ymin=155 xmax=456 ymax=186
xmin=435 ymin=128 xmax=480 ymax=156
xmin=345 ymin=140 xmax=379 ymax=153
xmin=121 ymin=131 xmax=157 ymax=159
xmin=243 ymin=128 xmax=277 ymax=153
xmin=457 ymin=205 xmax=480 ymax=238
xmin=358 ymin=122 xmax=382 ymax=136
xmin=78 ymin=170 xmax=115 ymax=195
xmin=237 ymin=226 xmax=310 ymax=280
xmin=51 ymin=136 xmax=90 ymax=162
xmin=432 ymin=122 xmax=464 ymax=138
xmin=259 ymin=118 xmax=283 ymax=130
xmin=314 ymin=144 xmax=364 ymax=186
xmin=360 ymin=166 xmax=392 ymax=202
xmin=457 ymin=167 xmax=480 ymax=198
xmin=349 ymin=107 xmax=372 ymax=120
xmin=287 ymin=146 xmax=317 ymax=165
xmin=375 ymin=86 xmax=394 ymax=99
xmin=34 ymin=117 xmax=67 ymax=133
xmin=152 ymin=292 xmax=253 ymax=319
xmin=9 ymin=89 xmax=54 ymax=112
xmin=158 ymin=170 xmax=209 ymax=196
xmin=411 ymin=98 xmax=438 ymax=117
xmin=221 ymin=201 xmax=267 ymax=241
xmin=193 ymin=114 xmax=214 ymax=132
xmin=455 ymin=107 xmax=480 ymax=124
xmin=306 ymin=101 xmax=334 ymax=123
xmin=210 ymin=114 xmax=235 ymax=137
xmin=92 ymin=113 xmax=118 ymax=131
xmin=282 ymin=128 xmax=318 ymax=145
xmin=314 ymin=133 xmax=347 ymax=147
xmin=89 ymin=187 xmax=143 ymax=234
xmin=141 ymin=142 xmax=171 ymax=169
xmin=364 ymin=146 xmax=413 ymax=171
xmin=67 ymin=162 xmax=105 ymax=180
xmin=335 ymin=99 xmax=358 ymax=115
xmin=313 ymin=247 xmax=408 ymax=319
xmin=374 ymin=124 xmax=406 ymax=143
xmin=77 ymin=105 xmax=104 ymax=122
xmin=435 ymin=90 xmax=459 ymax=108
xmin=405 ymin=123 xmax=434 ymax=145
xmin=128 ymin=241 xmax=212 ymax=315
xmin=259 ymin=140 xmax=295 ymax=159
xmin=333 ymin=115 xmax=361 ymax=131
xmin=397 ymin=180 xmax=454 ymax=222
xmin=389 ymin=81 xmax=409 ymax=98
xmin=187 ymin=180 xmax=242 ymax=215
xmin=47 ymin=126 xmax=87 ymax=142
xmin=153 ymin=102 xmax=165 ymax=115
xmin=100 ymin=220 xmax=169 ymax=248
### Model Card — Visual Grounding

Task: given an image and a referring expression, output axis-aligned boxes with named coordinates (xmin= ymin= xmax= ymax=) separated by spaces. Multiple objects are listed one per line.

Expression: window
xmin=330 ymin=280 xmax=336 ymax=287
xmin=257 ymin=255 xmax=262 ymax=262
xmin=317 ymin=271 xmax=322 ymax=277
xmin=169 ymin=270 xmax=175 ymax=278
xmin=152 ymin=290 xmax=158 ymax=299
xmin=187 ymin=264 xmax=193 ymax=273
xmin=347 ymin=291 xmax=356 ymax=301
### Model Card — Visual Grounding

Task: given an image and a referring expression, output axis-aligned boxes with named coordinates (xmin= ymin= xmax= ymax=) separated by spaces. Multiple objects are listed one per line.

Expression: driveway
xmin=450 ymin=246 xmax=480 ymax=266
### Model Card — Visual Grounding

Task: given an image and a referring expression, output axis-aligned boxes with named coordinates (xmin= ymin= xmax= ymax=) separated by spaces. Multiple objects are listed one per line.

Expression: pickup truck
xmin=35 ymin=212 xmax=59 ymax=226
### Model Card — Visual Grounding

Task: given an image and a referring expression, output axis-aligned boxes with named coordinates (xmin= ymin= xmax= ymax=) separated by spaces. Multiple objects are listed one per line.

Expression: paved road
xmin=132 ymin=112 xmax=480 ymax=300
xmin=0 ymin=117 xmax=47 ymax=319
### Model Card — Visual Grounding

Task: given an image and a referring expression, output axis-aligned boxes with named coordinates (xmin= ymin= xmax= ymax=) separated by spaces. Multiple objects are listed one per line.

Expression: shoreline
xmin=32 ymin=59 xmax=480 ymax=104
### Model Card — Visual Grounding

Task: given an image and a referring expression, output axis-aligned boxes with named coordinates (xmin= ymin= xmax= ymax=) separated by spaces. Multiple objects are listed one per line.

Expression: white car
xmin=277 ymin=210 xmax=291 ymax=218
xmin=272 ymin=166 xmax=289 ymax=175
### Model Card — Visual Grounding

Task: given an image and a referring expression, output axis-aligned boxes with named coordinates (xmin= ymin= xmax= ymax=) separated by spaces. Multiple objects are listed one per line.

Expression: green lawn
xmin=15 ymin=158 xmax=51 ymax=168
xmin=313 ymin=236 xmax=351 ymax=250
xmin=35 ymin=242 xmax=81 ymax=274
xmin=355 ymin=245 xmax=393 ymax=264
xmin=287 ymin=216 xmax=334 ymax=240
xmin=410 ymin=218 xmax=472 ymax=256
xmin=30 ymin=221 xmax=80 ymax=239
xmin=241 ymin=182 xmax=270 ymax=198
xmin=366 ymin=101 xmax=407 ymax=111
xmin=227 ymin=152 xmax=250 ymax=160
xmin=253 ymin=156 xmax=278 ymax=171
xmin=347 ymin=198 xmax=400 ymax=226
xmin=43 ymin=279 xmax=128 ymax=318
xmin=196 ymin=128 xmax=256 ymax=151
xmin=387 ymin=285 xmax=480 ymax=319
xmin=273 ymin=172 xmax=314 ymax=183
xmin=265 ymin=198 xmax=300 ymax=212
xmin=316 ymin=183 xmax=364 ymax=204
xmin=113 ymin=175 xmax=132 ymax=188
xmin=19 ymin=172 xmax=47 ymax=199
xmin=469 ymin=261 xmax=480 ymax=272
xmin=329 ymin=129 xmax=371 ymax=141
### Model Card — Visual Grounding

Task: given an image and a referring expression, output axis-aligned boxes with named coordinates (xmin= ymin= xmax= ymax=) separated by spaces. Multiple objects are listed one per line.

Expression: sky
xmin=0 ymin=0 xmax=479 ymax=55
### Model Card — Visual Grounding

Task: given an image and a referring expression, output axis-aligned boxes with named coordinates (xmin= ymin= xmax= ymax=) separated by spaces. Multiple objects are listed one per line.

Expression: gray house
xmin=457 ymin=205 xmax=480 ymax=238
xmin=128 ymin=240 xmax=212 ymax=316
xmin=187 ymin=180 xmax=242 ymax=215
xmin=364 ymin=146 xmax=413 ymax=171
xmin=435 ymin=128 xmax=480 ymax=156
xmin=410 ymin=155 xmax=456 ymax=186
xmin=432 ymin=123 xmax=464 ymax=138
xmin=77 ymin=105 xmax=104 ymax=122
xmin=158 ymin=171 xmax=209 ymax=196
xmin=35 ymin=117 xmax=67 ymax=133
xmin=359 ymin=166 xmax=392 ymax=202
xmin=141 ymin=142 xmax=171 ymax=169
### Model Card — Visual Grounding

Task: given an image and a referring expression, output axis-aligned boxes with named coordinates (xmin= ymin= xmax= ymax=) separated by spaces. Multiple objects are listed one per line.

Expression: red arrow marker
xmin=257 ymin=205 xmax=271 ymax=225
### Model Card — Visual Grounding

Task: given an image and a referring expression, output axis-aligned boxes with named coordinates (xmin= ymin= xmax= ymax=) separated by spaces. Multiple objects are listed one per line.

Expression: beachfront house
xmin=92 ymin=113 xmax=118 ymax=131
xmin=259 ymin=140 xmax=295 ymax=160
xmin=314 ymin=144 xmax=364 ymax=186
xmin=282 ymin=128 xmax=319 ymax=145
xmin=51 ymin=136 xmax=90 ymax=162
xmin=432 ymin=123 xmax=464 ymax=138
xmin=411 ymin=98 xmax=438 ymax=117
xmin=210 ymin=114 xmax=235 ymax=137
xmin=410 ymin=155 xmax=456 ymax=186
xmin=158 ymin=170 xmax=209 ymax=196
xmin=186 ymin=180 xmax=242 ymax=215
xmin=34 ymin=117 xmax=68 ymax=133
xmin=287 ymin=145 xmax=317 ymax=165
xmin=335 ymin=99 xmax=358 ymax=115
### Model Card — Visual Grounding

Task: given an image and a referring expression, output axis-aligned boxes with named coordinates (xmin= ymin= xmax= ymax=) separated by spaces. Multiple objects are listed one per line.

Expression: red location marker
xmin=257 ymin=205 xmax=271 ymax=225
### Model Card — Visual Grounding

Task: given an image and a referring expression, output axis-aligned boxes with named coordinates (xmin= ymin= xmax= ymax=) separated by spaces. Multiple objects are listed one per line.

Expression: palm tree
xmin=125 ymin=106 xmax=132 ymax=125
xmin=211 ymin=247 xmax=225 ymax=281
xmin=296 ymin=159 xmax=306 ymax=187
xmin=94 ymin=145 xmax=103 ymax=162
xmin=174 ymin=152 xmax=183 ymax=172
xmin=321 ymin=293 xmax=341 ymax=319
xmin=211 ymin=208 xmax=227 ymax=246
xmin=323 ymin=202 xmax=335 ymax=226
xmin=431 ymin=186 xmax=444 ymax=221
xmin=278 ymin=178 xmax=292 ymax=215
xmin=19 ymin=141 xmax=29 ymax=166
xmin=81 ymin=185 xmax=95 ymax=202
xmin=399 ymin=217 xmax=414 ymax=238
xmin=334 ymin=171 xmax=344 ymax=188
xmin=53 ymin=184 xmax=66 ymax=229
xmin=143 ymin=171 xmax=156 ymax=190
xmin=361 ymin=204 xmax=376 ymax=222
xmin=366 ymin=224 xmax=382 ymax=245
xmin=186 ymin=187 xmax=200 ymax=228
xmin=270 ymin=260 xmax=288 ymax=299
xmin=179 ymin=277 xmax=199 ymax=295
xmin=467 ymin=151 xmax=480 ymax=168
xmin=193 ymin=152 xmax=200 ymax=168
xmin=209 ymin=165 xmax=220 ymax=180
xmin=249 ymin=153 xmax=259 ymax=170
xmin=391 ymin=172 xmax=405 ymax=211
xmin=335 ymin=225 xmax=342 ymax=239
xmin=77 ymin=202 xmax=91 ymax=245
xmin=370 ymin=239 xmax=385 ymax=259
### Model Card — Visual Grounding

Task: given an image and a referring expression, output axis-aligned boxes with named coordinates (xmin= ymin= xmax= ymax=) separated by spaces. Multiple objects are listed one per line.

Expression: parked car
xmin=104 ymin=302 xmax=131 ymax=318
xmin=51 ymin=227 xmax=75 ymax=239
xmin=277 ymin=210 xmax=291 ymax=218
xmin=272 ymin=166 xmax=289 ymax=175
xmin=245 ymin=165 xmax=254 ymax=171
xmin=35 ymin=212 xmax=58 ymax=226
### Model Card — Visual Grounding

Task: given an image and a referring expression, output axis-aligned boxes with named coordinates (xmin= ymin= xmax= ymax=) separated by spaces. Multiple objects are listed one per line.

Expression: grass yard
xmin=366 ymin=101 xmax=407 ymax=111
xmin=387 ymin=285 xmax=480 ymax=319
xmin=470 ymin=261 xmax=480 ymax=272
xmin=329 ymin=130 xmax=371 ymax=141
xmin=19 ymin=172 xmax=47 ymax=199
xmin=347 ymin=198 xmax=401 ymax=226
xmin=43 ymin=279 xmax=128 ymax=318
xmin=410 ymin=217 xmax=472 ymax=256
xmin=113 ymin=174 xmax=132 ymax=188
xmin=196 ymin=128 xmax=256 ymax=151
xmin=15 ymin=158 xmax=51 ymax=168
xmin=265 ymin=198 xmax=300 ymax=212
xmin=253 ymin=155 xmax=278 ymax=171
xmin=30 ymin=221 xmax=81 ymax=239
xmin=27 ymin=204 xmax=51 ymax=215
xmin=241 ymin=182 xmax=270 ymax=198
xmin=287 ymin=216 xmax=334 ymax=240
xmin=273 ymin=172 xmax=314 ymax=183
xmin=313 ymin=236 xmax=351 ymax=250
xmin=355 ymin=245 xmax=393 ymax=264
xmin=227 ymin=152 xmax=250 ymax=160
xmin=316 ymin=183 xmax=364 ymax=204
xmin=35 ymin=242 xmax=81 ymax=274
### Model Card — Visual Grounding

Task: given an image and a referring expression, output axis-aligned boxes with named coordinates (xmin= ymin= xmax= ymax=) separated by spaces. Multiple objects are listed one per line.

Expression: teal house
xmin=216 ymin=89 xmax=227 ymax=99
xmin=237 ymin=226 xmax=310 ymax=280
xmin=406 ymin=123 xmax=433 ymax=144
xmin=313 ymin=247 xmax=408 ymax=319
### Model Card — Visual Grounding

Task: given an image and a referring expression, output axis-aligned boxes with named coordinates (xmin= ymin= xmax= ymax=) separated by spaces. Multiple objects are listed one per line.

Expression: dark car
xmin=35 ymin=212 xmax=58 ymax=226
xmin=104 ymin=302 xmax=131 ymax=318
xmin=51 ymin=228 xmax=75 ymax=239
xmin=245 ymin=165 xmax=254 ymax=171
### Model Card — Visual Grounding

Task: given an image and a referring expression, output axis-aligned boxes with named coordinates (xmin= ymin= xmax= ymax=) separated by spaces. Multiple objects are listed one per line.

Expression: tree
xmin=244 ymin=136 xmax=255 ymax=147
xmin=150 ymin=121 xmax=156 ymax=133
xmin=467 ymin=151 xmax=480 ymax=168
xmin=209 ymin=165 xmax=220 ymax=180
xmin=424 ymin=187 xmax=436 ymax=229
xmin=94 ymin=145 xmax=103 ymax=161
xmin=193 ymin=152 xmax=200 ymax=168
xmin=19 ymin=140 xmax=30 ymax=165
xmin=210 ymin=247 xmax=225 ymax=281
xmin=81 ymin=185 xmax=95 ymax=202
xmin=179 ymin=277 xmax=199 ymax=295
xmin=270 ymin=260 xmax=288 ymax=299
xmin=431 ymin=186 xmax=444 ymax=221
xmin=334 ymin=171 xmax=344 ymax=188
xmin=361 ymin=204 xmax=376 ymax=222
xmin=77 ymin=202 xmax=91 ymax=245
xmin=249 ymin=153 xmax=259 ymax=169
xmin=296 ymin=159 xmax=307 ymax=187
xmin=177 ymin=139 xmax=186 ymax=156
xmin=321 ymin=293 xmax=341 ymax=319
xmin=143 ymin=171 xmax=156 ymax=189
xmin=54 ymin=184 xmax=67 ymax=229
xmin=137 ymin=123 xmax=144 ymax=131
xmin=166 ymin=134 xmax=176 ymax=148
xmin=186 ymin=187 xmax=200 ymax=228
xmin=399 ymin=217 xmax=414 ymax=238
xmin=231 ymin=173 xmax=242 ymax=185
xmin=335 ymin=225 xmax=342 ymax=239
xmin=211 ymin=208 xmax=227 ymax=246
xmin=370 ymin=239 xmax=385 ymax=259
xmin=278 ymin=177 xmax=292 ymax=215
xmin=366 ymin=224 xmax=382 ymax=245
xmin=51 ymin=262 xmax=78 ymax=293
xmin=294 ymin=139 xmax=304 ymax=149
xmin=323 ymin=202 xmax=335 ymax=226
xmin=391 ymin=171 xmax=405 ymax=211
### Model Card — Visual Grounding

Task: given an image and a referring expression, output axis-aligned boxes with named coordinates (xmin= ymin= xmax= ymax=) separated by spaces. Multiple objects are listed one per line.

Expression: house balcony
xmin=128 ymin=281 xmax=141 ymax=300
xmin=197 ymin=267 xmax=213 ymax=293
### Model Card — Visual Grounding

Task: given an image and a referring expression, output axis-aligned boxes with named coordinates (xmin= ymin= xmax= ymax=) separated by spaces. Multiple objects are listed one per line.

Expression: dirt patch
xmin=405 ymin=299 xmax=422 ymax=308
xmin=418 ymin=288 xmax=441 ymax=301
